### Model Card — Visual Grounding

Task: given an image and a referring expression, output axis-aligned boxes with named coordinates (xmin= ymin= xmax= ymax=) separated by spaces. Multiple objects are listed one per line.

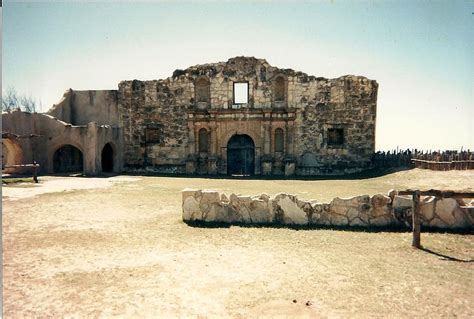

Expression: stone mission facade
xmin=2 ymin=57 xmax=378 ymax=176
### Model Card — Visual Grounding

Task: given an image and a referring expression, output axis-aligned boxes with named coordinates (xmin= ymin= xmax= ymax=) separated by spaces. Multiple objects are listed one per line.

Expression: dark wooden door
xmin=227 ymin=135 xmax=255 ymax=176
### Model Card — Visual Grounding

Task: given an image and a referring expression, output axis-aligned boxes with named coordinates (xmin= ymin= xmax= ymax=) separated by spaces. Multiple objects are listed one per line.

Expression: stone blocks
xmin=182 ymin=189 xmax=473 ymax=230
xmin=118 ymin=56 xmax=377 ymax=175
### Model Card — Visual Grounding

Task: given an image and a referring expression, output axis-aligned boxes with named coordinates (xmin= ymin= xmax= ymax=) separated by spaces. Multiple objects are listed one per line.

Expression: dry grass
xmin=2 ymin=169 xmax=474 ymax=318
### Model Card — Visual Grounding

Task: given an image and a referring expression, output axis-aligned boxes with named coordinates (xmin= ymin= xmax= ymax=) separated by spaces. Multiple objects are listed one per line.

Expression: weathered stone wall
xmin=118 ymin=79 xmax=191 ymax=173
xmin=118 ymin=56 xmax=378 ymax=175
xmin=182 ymin=189 xmax=473 ymax=229
xmin=295 ymin=76 xmax=378 ymax=175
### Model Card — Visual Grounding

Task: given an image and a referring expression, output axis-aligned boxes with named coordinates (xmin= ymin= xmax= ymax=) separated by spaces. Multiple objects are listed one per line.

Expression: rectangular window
xmin=145 ymin=127 xmax=161 ymax=143
xmin=233 ymin=82 xmax=249 ymax=104
xmin=327 ymin=128 xmax=344 ymax=146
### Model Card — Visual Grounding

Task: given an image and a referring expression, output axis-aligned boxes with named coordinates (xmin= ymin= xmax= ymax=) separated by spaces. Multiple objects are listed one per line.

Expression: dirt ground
xmin=2 ymin=169 xmax=474 ymax=318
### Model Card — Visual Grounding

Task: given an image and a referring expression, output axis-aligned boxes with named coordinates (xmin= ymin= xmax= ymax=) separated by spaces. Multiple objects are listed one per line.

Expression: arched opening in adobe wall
xmin=101 ymin=143 xmax=114 ymax=173
xmin=2 ymin=138 xmax=24 ymax=173
xmin=53 ymin=145 xmax=84 ymax=174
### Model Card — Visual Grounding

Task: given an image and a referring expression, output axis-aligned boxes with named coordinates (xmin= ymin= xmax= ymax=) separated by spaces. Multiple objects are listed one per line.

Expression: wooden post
xmin=33 ymin=161 xmax=39 ymax=183
xmin=412 ymin=190 xmax=421 ymax=248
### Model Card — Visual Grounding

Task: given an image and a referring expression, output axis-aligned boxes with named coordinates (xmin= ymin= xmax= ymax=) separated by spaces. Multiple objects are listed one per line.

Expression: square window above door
xmin=233 ymin=82 xmax=249 ymax=104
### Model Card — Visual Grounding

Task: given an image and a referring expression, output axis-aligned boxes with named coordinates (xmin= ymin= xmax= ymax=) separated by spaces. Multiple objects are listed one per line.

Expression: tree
xmin=20 ymin=95 xmax=36 ymax=113
xmin=2 ymin=87 xmax=19 ymax=112
xmin=2 ymin=87 xmax=37 ymax=113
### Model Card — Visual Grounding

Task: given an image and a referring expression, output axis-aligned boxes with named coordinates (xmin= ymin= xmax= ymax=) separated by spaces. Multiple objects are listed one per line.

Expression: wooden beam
xmin=2 ymin=163 xmax=40 ymax=183
xmin=3 ymin=164 xmax=41 ymax=168
xmin=398 ymin=189 xmax=474 ymax=198
xmin=411 ymin=159 xmax=474 ymax=164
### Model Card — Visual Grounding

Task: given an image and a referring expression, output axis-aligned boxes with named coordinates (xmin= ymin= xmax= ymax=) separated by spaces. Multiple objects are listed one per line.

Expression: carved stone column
xmin=185 ymin=120 xmax=197 ymax=174
xmin=261 ymin=122 xmax=273 ymax=175
xmin=263 ymin=122 xmax=272 ymax=155
xmin=188 ymin=121 xmax=195 ymax=156
xmin=194 ymin=126 xmax=200 ymax=155
xmin=286 ymin=122 xmax=294 ymax=156
xmin=210 ymin=123 xmax=218 ymax=156
xmin=208 ymin=122 xmax=218 ymax=174
xmin=284 ymin=121 xmax=296 ymax=176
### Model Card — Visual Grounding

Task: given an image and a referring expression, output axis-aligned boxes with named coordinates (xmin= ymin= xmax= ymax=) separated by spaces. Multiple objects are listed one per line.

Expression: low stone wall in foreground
xmin=182 ymin=189 xmax=473 ymax=229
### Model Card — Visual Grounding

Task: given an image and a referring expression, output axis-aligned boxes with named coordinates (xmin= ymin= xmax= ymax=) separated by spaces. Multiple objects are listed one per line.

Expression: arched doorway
xmin=53 ymin=145 xmax=83 ymax=174
xmin=2 ymin=138 xmax=23 ymax=174
xmin=101 ymin=143 xmax=114 ymax=173
xmin=227 ymin=134 xmax=255 ymax=176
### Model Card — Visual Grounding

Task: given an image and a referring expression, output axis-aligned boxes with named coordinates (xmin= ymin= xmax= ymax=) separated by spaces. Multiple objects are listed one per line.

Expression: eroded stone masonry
xmin=2 ymin=57 xmax=377 ymax=176
xmin=182 ymin=189 xmax=473 ymax=229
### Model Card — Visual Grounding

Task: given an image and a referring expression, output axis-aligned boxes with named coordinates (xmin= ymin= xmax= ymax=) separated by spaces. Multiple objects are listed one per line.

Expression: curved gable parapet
xmin=166 ymin=57 xmax=376 ymax=84
xmin=117 ymin=57 xmax=377 ymax=111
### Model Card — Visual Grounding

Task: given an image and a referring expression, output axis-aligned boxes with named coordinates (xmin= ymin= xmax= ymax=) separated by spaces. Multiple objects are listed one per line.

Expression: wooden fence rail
xmin=411 ymin=159 xmax=474 ymax=170
xmin=2 ymin=162 xmax=40 ymax=183
xmin=371 ymin=149 xmax=474 ymax=171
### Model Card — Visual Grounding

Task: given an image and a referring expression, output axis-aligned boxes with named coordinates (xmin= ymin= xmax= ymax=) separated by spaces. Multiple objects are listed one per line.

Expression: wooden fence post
xmin=412 ymin=190 xmax=421 ymax=248
xmin=33 ymin=161 xmax=38 ymax=183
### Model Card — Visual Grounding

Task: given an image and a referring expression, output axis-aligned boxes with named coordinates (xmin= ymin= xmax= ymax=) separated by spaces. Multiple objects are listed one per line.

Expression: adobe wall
xmin=47 ymin=89 xmax=119 ymax=127
xmin=2 ymin=87 xmax=122 ymax=175
xmin=2 ymin=110 xmax=122 ymax=175
xmin=182 ymin=189 xmax=473 ymax=229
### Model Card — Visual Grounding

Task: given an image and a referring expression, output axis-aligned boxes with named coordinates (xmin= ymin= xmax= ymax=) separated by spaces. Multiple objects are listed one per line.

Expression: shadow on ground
xmin=124 ymin=167 xmax=414 ymax=181
xmin=184 ymin=220 xmax=474 ymax=235
xmin=3 ymin=167 xmax=414 ymax=181
xmin=420 ymin=247 xmax=474 ymax=263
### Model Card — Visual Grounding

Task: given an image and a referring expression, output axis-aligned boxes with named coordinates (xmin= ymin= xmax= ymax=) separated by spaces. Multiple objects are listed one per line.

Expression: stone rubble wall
xmin=182 ymin=189 xmax=473 ymax=229
xmin=117 ymin=57 xmax=378 ymax=174
xmin=295 ymin=76 xmax=377 ymax=174
xmin=118 ymin=79 xmax=190 ymax=171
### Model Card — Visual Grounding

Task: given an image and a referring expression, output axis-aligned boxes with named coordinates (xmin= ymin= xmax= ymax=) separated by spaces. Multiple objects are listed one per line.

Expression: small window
xmin=233 ymin=82 xmax=248 ymax=104
xmin=198 ymin=128 xmax=209 ymax=152
xmin=145 ymin=127 xmax=161 ymax=143
xmin=274 ymin=128 xmax=284 ymax=152
xmin=327 ymin=128 xmax=344 ymax=146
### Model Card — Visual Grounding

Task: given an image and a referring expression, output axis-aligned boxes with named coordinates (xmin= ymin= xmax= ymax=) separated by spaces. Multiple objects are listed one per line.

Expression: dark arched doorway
xmin=101 ymin=143 xmax=114 ymax=173
xmin=53 ymin=145 xmax=83 ymax=174
xmin=227 ymin=134 xmax=255 ymax=176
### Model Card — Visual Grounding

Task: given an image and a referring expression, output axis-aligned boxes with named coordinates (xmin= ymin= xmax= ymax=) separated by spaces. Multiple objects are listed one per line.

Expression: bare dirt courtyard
xmin=2 ymin=169 xmax=474 ymax=318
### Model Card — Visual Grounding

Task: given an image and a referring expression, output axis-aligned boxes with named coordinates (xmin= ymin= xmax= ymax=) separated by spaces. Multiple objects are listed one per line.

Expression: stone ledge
xmin=182 ymin=189 xmax=473 ymax=230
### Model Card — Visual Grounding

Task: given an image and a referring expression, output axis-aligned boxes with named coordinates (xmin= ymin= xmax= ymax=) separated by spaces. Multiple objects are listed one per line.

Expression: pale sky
xmin=2 ymin=1 xmax=473 ymax=151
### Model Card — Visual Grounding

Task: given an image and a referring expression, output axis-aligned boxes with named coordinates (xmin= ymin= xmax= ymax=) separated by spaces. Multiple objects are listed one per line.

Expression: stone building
xmin=2 ymin=56 xmax=378 ymax=176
